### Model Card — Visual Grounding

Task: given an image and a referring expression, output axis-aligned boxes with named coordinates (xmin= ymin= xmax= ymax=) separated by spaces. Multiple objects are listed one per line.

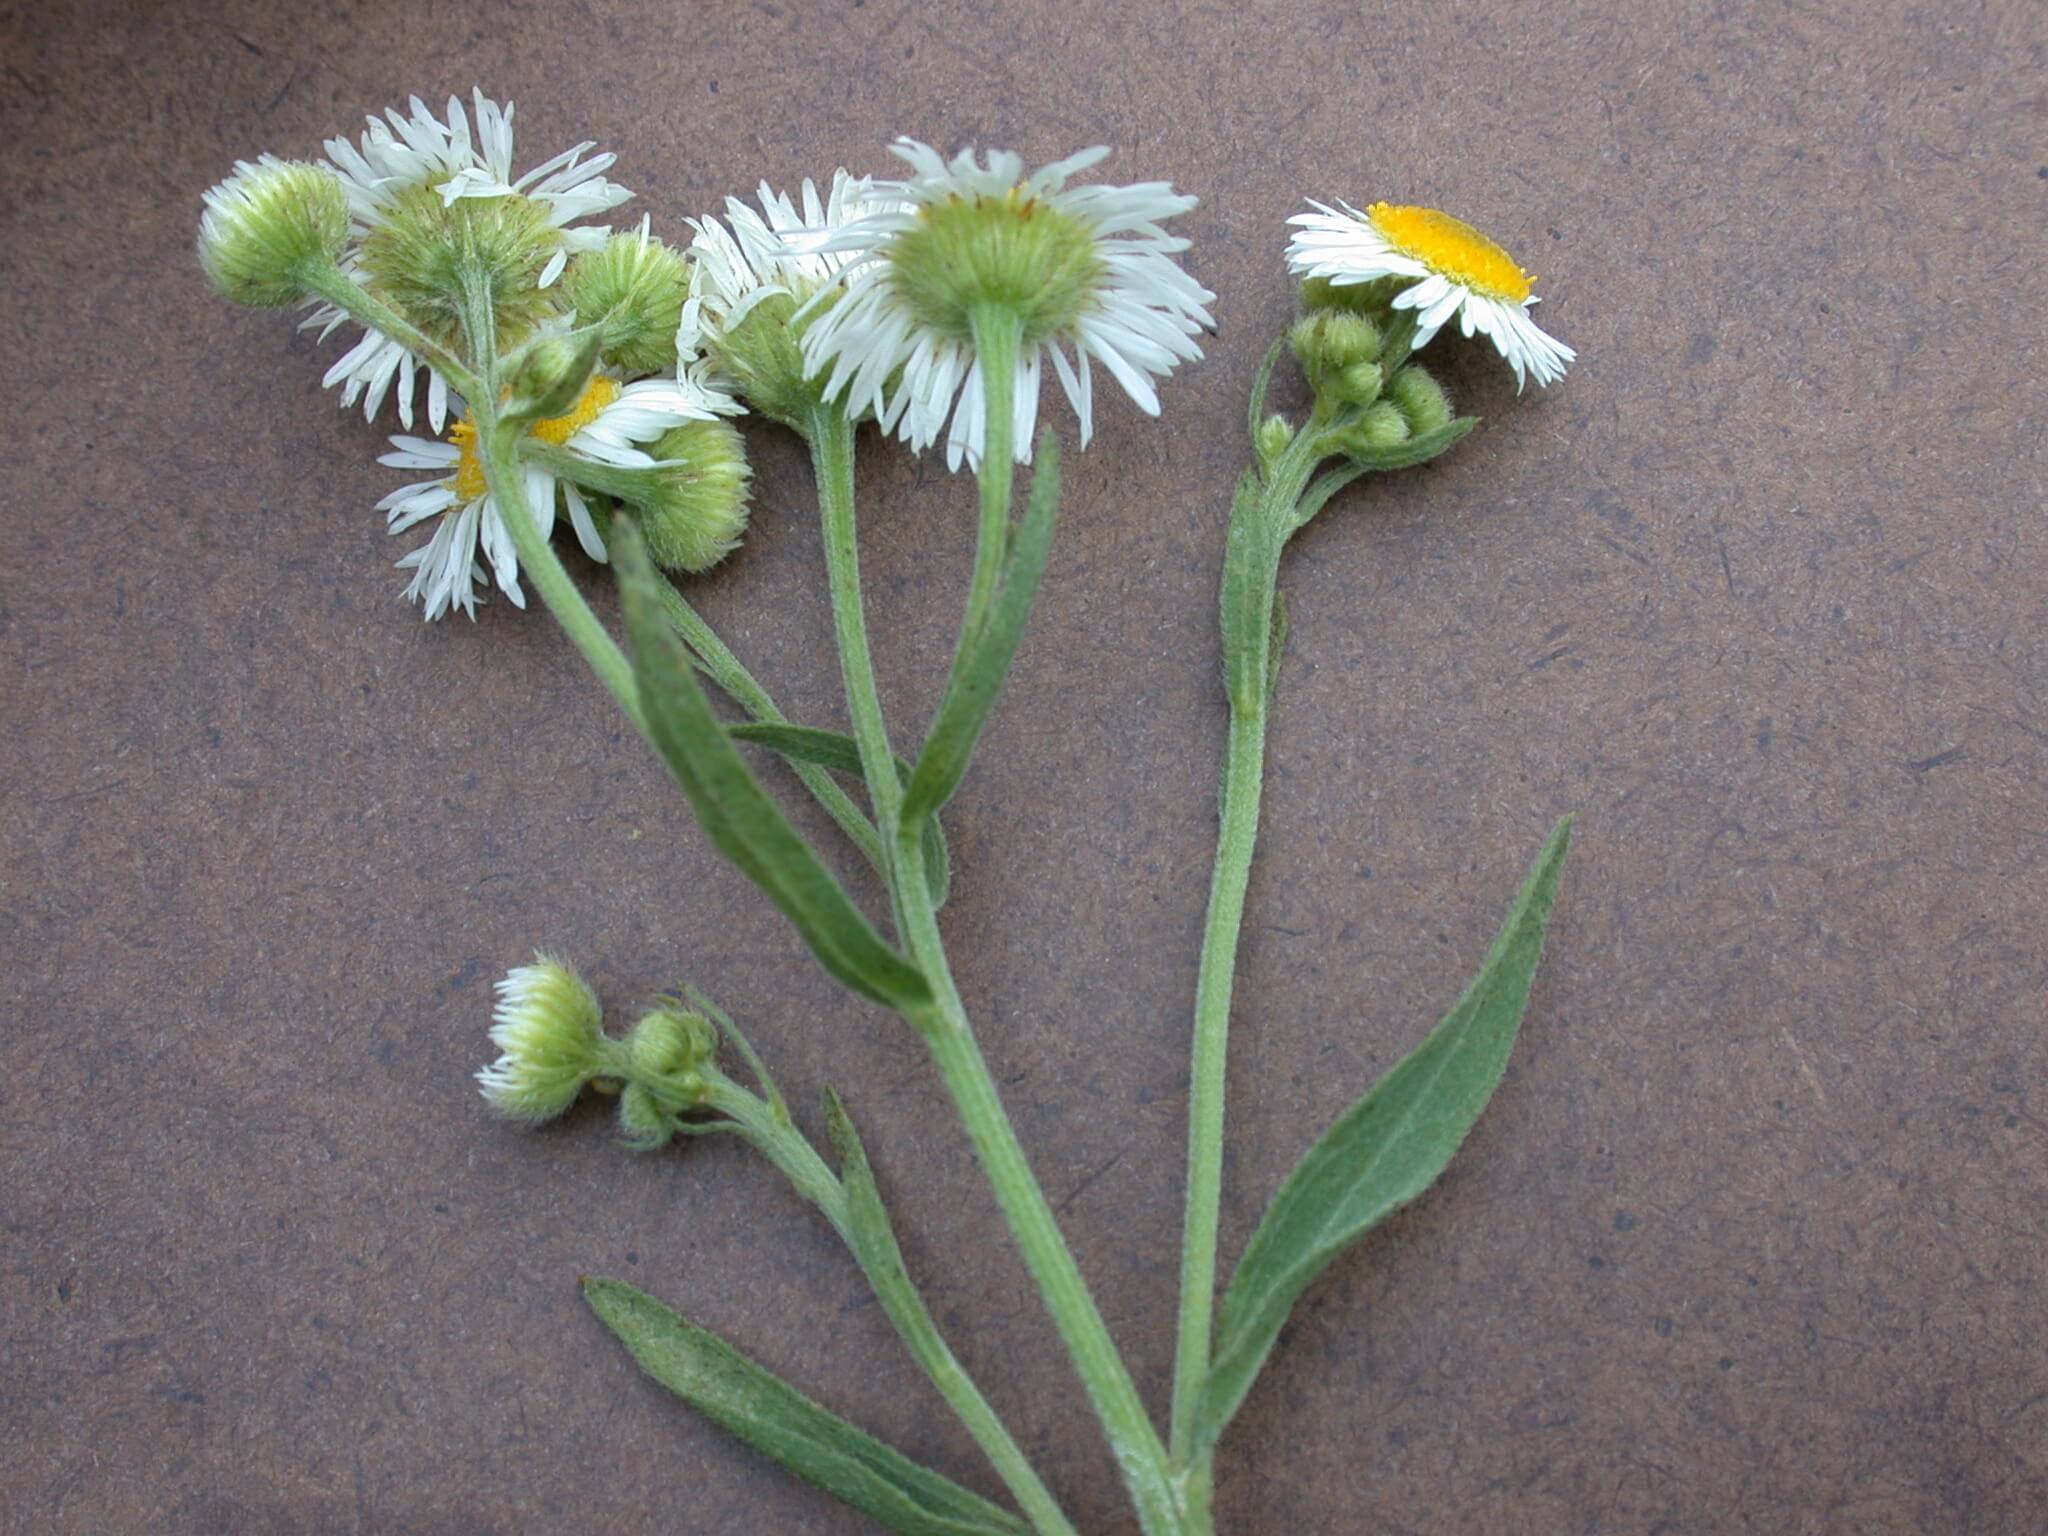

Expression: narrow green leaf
xmin=613 ymin=526 xmax=931 ymax=1010
xmin=729 ymin=721 xmax=868 ymax=777
xmin=823 ymin=1088 xmax=925 ymax=1324
xmin=900 ymin=434 xmax=1060 ymax=828
xmin=1246 ymin=335 xmax=1288 ymax=447
xmin=729 ymin=723 xmax=952 ymax=909
xmin=584 ymin=1277 xmax=1028 ymax=1536
xmin=1191 ymin=816 xmax=1574 ymax=1457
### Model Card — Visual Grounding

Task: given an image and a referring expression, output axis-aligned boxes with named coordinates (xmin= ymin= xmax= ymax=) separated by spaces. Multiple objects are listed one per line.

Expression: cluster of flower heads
xmin=310 ymin=89 xmax=633 ymax=430
xmin=476 ymin=955 xmax=728 ymax=1150
xmin=300 ymin=91 xmax=738 ymax=620
xmin=200 ymin=87 xmax=1573 ymax=621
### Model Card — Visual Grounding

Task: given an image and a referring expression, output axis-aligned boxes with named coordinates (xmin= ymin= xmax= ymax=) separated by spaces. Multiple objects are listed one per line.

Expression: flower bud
xmin=476 ymin=954 xmax=606 ymax=1121
xmin=1332 ymin=360 xmax=1384 ymax=408
xmin=628 ymin=418 xmax=753 ymax=573
xmin=1385 ymin=365 xmax=1453 ymax=436
xmin=624 ymin=1006 xmax=719 ymax=1082
xmin=1255 ymin=412 xmax=1294 ymax=473
xmin=502 ymin=326 xmax=604 ymax=425
xmin=616 ymin=1082 xmax=677 ymax=1150
xmin=564 ymin=223 xmax=689 ymax=375
xmin=1289 ymin=310 xmax=1381 ymax=376
xmin=1341 ymin=401 xmax=1412 ymax=455
xmin=198 ymin=157 xmax=349 ymax=307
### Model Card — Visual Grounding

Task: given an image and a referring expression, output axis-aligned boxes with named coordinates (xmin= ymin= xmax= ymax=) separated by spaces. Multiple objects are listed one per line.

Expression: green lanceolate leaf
xmin=1190 ymin=816 xmax=1574 ymax=1458
xmin=583 ymin=1278 xmax=1029 ymax=1536
xmin=900 ymin=434 xmax=1061 ymax=830
xmin=729 ymin=723 xmax=952 ymax=908
xmin=613 ymin=526 xmax=932 ymax=1011
xmin=729 ymin=721 xmax=870 ymax=777
xmin=824 ymin=1088 xmax=917 ymax=1305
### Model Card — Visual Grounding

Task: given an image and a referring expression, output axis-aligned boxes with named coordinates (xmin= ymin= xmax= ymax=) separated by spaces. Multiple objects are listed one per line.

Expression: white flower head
xmin=798 ymin=139 xmax=1214 ymax=470
xmin=676 ymin=170 xmax=883 ymax=427
xmin=476 ymin=953 xmax=606 ymax=1122
xmin=376 ymin=368 xmax=724 ymax=620
xmin=306 ymin=88 xmax=634 ymax=430
xmin=1285 ymin=199 xmax=1573 ymax=392
xmin=686 ymin=170 xmax=874 ymax=337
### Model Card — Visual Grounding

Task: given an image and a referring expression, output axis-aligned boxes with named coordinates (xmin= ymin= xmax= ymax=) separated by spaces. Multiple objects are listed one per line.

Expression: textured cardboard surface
xmin=4 ymin=1 xmax=2045 ymax=1531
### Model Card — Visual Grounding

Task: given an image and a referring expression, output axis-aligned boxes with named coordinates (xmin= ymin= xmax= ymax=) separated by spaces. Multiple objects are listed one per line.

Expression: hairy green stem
xmin=477 ymin=421 xmax=645 ymax=731
xmin=301 ymin=263 xmax=485 ymax=404
xmin=808 ymin=405 xmax=905 ymax=864
xmin=707 ymin=1072 xmax=1079 ymax=1536
xmin=897 ymin=861 xmax=1185 ymax=1536
xmin=459 ymin=262 xmax=641 ymax=730
xmin=702 ymin=1075 xmax=853 ymax=1243
xmin=515 ymin=440 xmax=885 ymax=872
xmin=655 ymin=574 xmax=886 ymax=875
xmin=811 ymin=361 xmax=1183 ymax=1529
xmin=963 ymin=305 xmax=1022 ymax=641
xmin=1169 ymin=432 xmax=1327 ymax=1517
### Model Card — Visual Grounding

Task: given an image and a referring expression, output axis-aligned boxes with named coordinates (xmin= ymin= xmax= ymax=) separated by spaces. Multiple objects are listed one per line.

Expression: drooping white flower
xmin=476 ymin=954 xmax=606 ymax=1122
xmin=306 ymin=89 xmax=633 ymax=430
xmin=375 ymin=371 xmax=722 ymax=620
xmin=685 ymin=170 xmax=873 ymax=337
xmin=674 ymin=170 xmax=884 ymax=428
xmin=1285 ymin=200 xmax=1573 ymax=391
xmin=797 ymin=140 xmax=1213 ymax=470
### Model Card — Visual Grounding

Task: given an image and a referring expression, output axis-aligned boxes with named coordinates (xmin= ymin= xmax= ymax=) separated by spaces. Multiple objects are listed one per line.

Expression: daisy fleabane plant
xmin=202 ymin=105 xmax=1583 ymax=1536
xmin=800 ymin=139 xmax=1214 ymax=469
xmin=307 ymin=89 xmax=633 ymax=430
xmin=1285 ymin=198 xmax=1574 ymax=391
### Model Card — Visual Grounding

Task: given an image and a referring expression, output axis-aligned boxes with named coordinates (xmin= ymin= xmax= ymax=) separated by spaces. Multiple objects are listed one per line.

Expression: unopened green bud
xmin=628 ymin=418 xmax=753 ymax=573
xmin=1345 ymin=401 xmax=1412 ymax=454
xmin=617 ymin=1082 xmax=677 ymax=1150
xmin=1255 ymin=412 xmax=1294 ymax=471
xmin=198 ymin=157 xmax=349 ymax=307
xmin=624 ymin=1007 xmax=718 ymax=1082
xmin=564 ymin=223 xmax=689 ymax=375
xmin=476 ymin=954 xmax=606 ymax=1122
xmin=358 ymin=185 xmax=562 ymax=354
xmin=1290 ymin=310 xmax=1384 ymax=403
xmin=1386 ymin=365 xmax=1453 ymax=436
xmin=502 ymin=326 xmax=603 ymax=424
xmin=1333 ymin=360 xmax=1384 ymax=408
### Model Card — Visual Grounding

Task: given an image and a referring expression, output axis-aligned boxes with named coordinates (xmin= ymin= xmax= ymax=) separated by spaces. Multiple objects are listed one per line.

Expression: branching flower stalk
xmin=201 ymin=109 xmax=1577 ymax=1536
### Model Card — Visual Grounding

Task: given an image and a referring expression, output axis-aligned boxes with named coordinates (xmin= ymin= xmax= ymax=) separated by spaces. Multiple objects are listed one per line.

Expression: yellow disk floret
xmin=1366 ymin=202 xmax=1533 ymax=304
xmin=527 ymin=375 xmax=622 ymax=446
xmin=448 ymin=376 xmax=624 ymax=503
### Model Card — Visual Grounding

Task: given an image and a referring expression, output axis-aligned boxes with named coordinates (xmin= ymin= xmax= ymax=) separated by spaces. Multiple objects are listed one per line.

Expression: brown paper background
xmin=4 ymin=1 xmax=2044 ymax=1531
